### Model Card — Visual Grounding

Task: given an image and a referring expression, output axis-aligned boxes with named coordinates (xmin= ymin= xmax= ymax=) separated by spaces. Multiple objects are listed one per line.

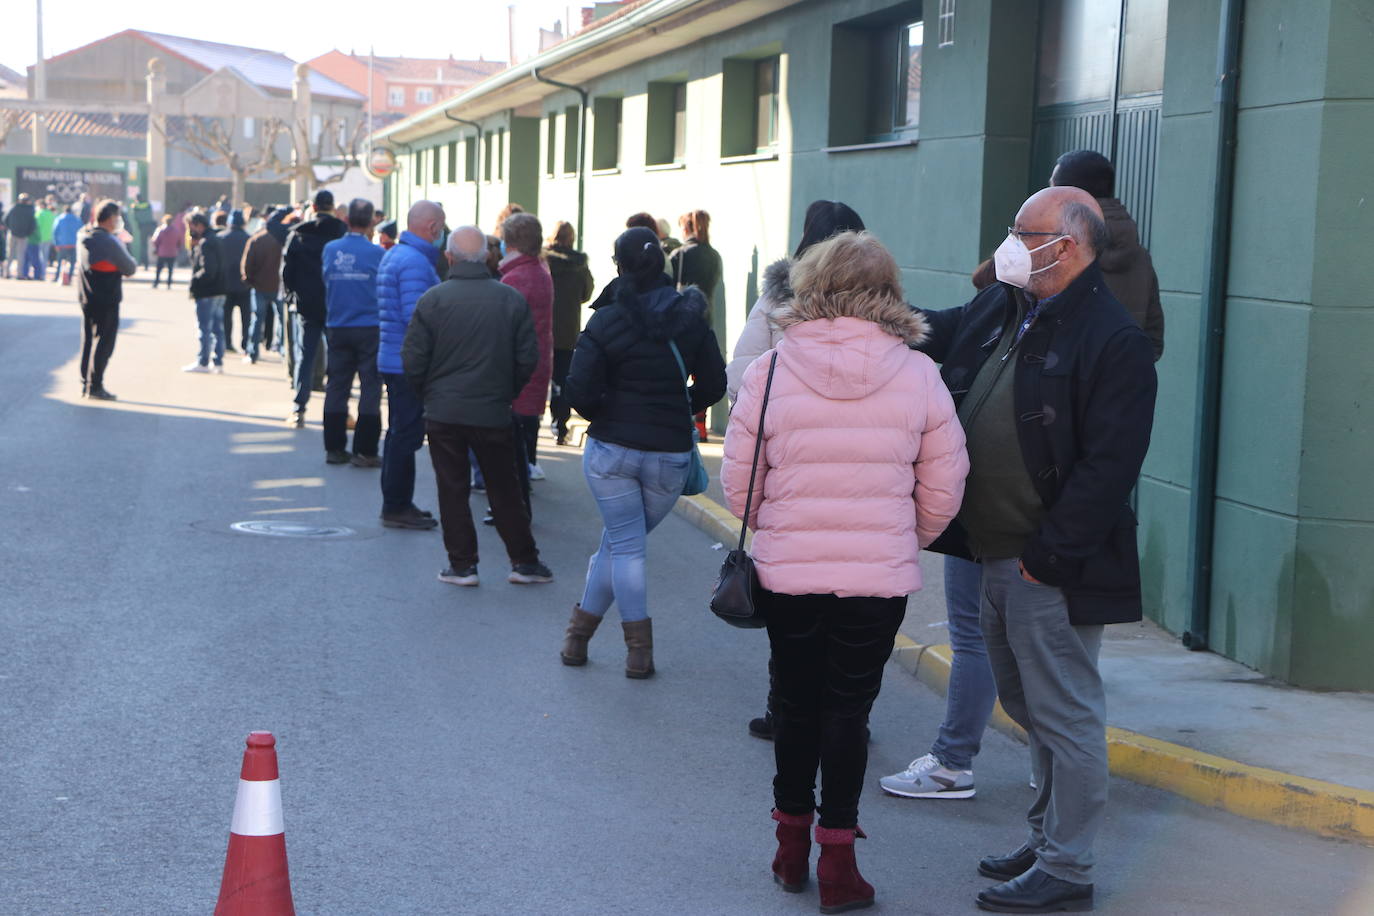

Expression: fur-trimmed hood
xmin=761 ymin=257 xmax=794 ymax=305
xmin=770 ymin=275 xmax=929 ymax=346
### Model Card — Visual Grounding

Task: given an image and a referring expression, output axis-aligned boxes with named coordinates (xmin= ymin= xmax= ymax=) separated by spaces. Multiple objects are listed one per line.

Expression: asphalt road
xmin=2 ymin=278 xmax=1372 ymax=915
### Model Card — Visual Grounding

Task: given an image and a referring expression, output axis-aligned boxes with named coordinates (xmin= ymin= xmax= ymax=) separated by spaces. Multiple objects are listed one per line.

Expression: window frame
xmin=388 ymin=86 xmax=405 ymax=107
xmin=753 ymin=56 xmax=780 ymax=152
xmin=416 ymin=87 xmax=435 ymax=106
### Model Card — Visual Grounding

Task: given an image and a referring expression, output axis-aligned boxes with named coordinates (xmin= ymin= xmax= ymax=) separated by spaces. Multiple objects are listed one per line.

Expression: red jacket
xmin=501 ymin=253 xmax=555 ymax=417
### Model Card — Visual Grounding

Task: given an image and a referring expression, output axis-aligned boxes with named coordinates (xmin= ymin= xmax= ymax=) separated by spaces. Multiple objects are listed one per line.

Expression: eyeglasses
xmin=1007 ymin=226 xmax=1063 ymax=240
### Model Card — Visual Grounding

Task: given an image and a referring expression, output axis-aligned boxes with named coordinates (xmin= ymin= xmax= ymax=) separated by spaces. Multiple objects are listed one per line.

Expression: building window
xmin=592 ymin=97 xmax=622 ymax=170
xmin=242 ymin=117 xmax=255 ymax=139
xmin=448 ymin=140 xmax=458 ymax=182
xmin=432 ymin=144 xmax=441 ymax=183
xmin=938 ymin=0 xmax=956 ymax=47
xmin=828 ymin=3 xmax=924 ymax=146
xmin=414 ymin=149 xmax=423 ymax=186
xmin=646 ymin=80 xmax=688 ymax=166
xmin=388 ymin=86 xmax=405 ymax=107
xmin=563 ymin=105 xmax=580 ymax=173
xmin=484 ymin=133 xmax=493 ymax=181
xmin=416 ymin=87 xmax=435 ymax=105
xmin=311 ymin=114 xmax=323 ymax=145
xmin=721 ymin=47 xmax=782 ymax=157
xmin=546 ymin=114 xmax=558 ymax=176
xmin=497 ymin=128 xmax=506 ymax=180
xmin=1037 ymin=0 xmax=1120 ymax=105
xmin=754 ymin=57 xmax=780 ymax=151
xmin=465 ymin=137 xmax=477 ymax=181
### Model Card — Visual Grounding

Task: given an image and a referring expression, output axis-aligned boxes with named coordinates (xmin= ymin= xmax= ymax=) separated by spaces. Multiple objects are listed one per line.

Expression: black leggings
xmin=765 ymin=589 xmax=907 ymax=829
xmin=154 ymin=256 xmax=176 ymax=286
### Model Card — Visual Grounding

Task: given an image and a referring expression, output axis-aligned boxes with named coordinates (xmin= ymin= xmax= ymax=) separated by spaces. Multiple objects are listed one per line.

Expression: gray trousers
xmin=980 ymin=557 xmax=1106 ymax=885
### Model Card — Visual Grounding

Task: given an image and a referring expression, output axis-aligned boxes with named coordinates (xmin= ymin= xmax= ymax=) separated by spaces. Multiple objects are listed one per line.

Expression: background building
xmin=307 ymin=51 xmax=505 ymax=128
xmin=1 ymin=30 xmax=367 ymax=209
xmin=371 ymin=0 xmax=1374 ymax=690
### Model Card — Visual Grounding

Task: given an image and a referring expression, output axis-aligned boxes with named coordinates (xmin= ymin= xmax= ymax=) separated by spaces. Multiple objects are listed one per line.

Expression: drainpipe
xmin=1184 ymin=0 xmax=1245 ymax=651
xmin=443 ymin=110 xmax=483 ymax=225
xmin=532 ymin=69 xmax=588 ymax=244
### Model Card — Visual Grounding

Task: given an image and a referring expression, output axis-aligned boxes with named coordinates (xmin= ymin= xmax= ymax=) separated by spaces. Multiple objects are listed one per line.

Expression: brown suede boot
xmin=621 ymin=618 xmax=654 ymax=679
xmin=560 ymin=605 xmax=603 ymax=666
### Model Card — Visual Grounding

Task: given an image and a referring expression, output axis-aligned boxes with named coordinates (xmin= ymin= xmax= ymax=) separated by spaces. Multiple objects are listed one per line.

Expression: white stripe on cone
xmin=230 ymin=779 xmax=284 ymax=837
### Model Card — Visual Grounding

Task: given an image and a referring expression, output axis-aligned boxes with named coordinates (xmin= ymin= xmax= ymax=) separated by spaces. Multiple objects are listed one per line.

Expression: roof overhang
xmin=371 ymin=0 xmax=806 ymax=144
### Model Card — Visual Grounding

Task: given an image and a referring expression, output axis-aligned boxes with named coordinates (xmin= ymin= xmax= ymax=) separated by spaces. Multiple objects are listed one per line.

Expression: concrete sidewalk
xmin=683 ymin=441 xmax=1374 ymax=844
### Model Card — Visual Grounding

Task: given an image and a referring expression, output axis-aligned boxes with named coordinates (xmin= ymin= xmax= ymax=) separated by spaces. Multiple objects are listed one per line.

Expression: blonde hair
xmin=774 ymin=231 xmax=928 ymax=344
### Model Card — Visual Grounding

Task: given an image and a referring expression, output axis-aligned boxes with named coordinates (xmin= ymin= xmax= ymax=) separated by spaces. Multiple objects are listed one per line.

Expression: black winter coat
xmin=281 ymin=214 xmax=346 ymax=322
xmin=921 ymin=262 xmax=1158 ymax=625
xmin=216 ymin=227 xmax=251 ymax=292
xmin=189 ymin=233 xmax=226 ymax=299
xmin=4 ymin=202 xmax=37 ymax=239
xmin=565 ymin=280 xmax=727 ymax=453
xmin=546 ymin=246 xmax=595 ymax=350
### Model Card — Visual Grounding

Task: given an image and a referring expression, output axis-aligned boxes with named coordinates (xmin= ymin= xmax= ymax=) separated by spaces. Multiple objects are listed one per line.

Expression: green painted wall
xmin=1140 ymin=0 xmax=1374 ymax=688
xmin=379 ymin=0 xmax=1374 ymax=688
xmin=1 ymin=153 xmax=148 ymax=201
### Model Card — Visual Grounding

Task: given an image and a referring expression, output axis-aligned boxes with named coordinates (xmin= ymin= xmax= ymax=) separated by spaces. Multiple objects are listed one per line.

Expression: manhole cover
xmin=229 ymin=520 xmax=356 ymax=539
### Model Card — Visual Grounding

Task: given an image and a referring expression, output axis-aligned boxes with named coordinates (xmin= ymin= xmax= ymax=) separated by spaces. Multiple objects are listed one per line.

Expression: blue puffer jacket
xmin=377 ymin=230 xmax=441 ymax=374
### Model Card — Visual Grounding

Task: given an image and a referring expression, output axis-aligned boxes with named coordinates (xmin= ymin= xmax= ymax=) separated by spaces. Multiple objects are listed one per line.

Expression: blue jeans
xmin=247 ymin=290 xmax=282 ymax=360
xmin=929 ymin=555 xmax=998 ymax=771
xmin=22 ymin=241 xmax=45 ymax=280
xmin=292 ymin=314 xmax=324 ymax=408
xmin=194 ymin=296 xmax=226 ymax=366
xmin=380 ymin=372 xmax=426 ymax=513
xmin=580 ymin=438 xmax=691 ymax=622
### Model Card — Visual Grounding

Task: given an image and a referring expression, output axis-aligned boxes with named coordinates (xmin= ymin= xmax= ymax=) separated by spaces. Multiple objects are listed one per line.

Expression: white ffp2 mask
xmin=993 ymin=232 xmax=1068 ymax=288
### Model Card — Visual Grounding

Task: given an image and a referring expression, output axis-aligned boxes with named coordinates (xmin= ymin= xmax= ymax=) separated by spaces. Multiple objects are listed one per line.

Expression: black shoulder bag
xmin=709 ymin=352 xmax=779 ymax=629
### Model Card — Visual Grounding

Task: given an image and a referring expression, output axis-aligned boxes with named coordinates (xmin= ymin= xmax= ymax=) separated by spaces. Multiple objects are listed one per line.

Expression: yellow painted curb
xmin=678 ymin=493 xmax=1374 ymax=845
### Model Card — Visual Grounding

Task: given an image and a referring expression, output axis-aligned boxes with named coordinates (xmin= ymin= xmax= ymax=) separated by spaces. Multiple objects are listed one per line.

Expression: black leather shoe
xmin=87 ymin=387 xmax=117 ymax=401
xmin=976 ymin=867 xmax=1093 ymax=913
xmin=978 ymin=844 xmax=1037 ymax=881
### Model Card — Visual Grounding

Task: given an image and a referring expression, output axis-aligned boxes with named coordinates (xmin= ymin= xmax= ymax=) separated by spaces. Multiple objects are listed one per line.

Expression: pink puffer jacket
xmin=501 ymin=253 xmax=555 ymax=417
xmin=722 ymin=315 xmax=968 ymax=599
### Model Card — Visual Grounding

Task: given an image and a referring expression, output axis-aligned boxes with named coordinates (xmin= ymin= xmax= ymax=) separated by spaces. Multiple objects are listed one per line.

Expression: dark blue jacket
xmin=377 ymin=230 xmax=441 ymax=374
xmin=322 ymin=232 xmax=383 ymax=328
xmin=920 ymin=262 xmax=1157 ymax=626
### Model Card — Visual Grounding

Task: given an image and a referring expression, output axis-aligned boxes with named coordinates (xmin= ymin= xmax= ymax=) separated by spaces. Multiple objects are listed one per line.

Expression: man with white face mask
xmin=918 ymin=186 xmax=1157 ymax=914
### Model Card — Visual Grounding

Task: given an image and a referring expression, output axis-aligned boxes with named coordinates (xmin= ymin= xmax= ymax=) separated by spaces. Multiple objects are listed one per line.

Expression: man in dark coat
xmin=920 ymin=187 xmax=1157 ymax=914
xmin=218 ymin=209 xmax=253 ymax=354
xmin=281 ymin=190 xmax=346 ymax=425
xmin=4 ymin=193 xmax=37 ymax=280
xmin=545 ymin=223 xmax=595 ymax=444
xmin=76 ymin=199 xmax=137 ymax=399
xmin=183 ymin=212 xmax=229 ymax=373
xmin=401 ymin=225 xmax=550 ymax=588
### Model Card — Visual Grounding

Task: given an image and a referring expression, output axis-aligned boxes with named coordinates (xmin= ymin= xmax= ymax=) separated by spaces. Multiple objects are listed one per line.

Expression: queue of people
xmin=17 ymin=141 xmax=1163 ymax=914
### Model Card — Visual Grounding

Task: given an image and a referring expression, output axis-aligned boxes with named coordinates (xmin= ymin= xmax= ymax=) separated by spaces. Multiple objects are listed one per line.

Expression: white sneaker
xmin=210 ymin=364 xmax=224 ymax=374
xmin=879 ymin=753 xmax=975 ymax=799
xmin=182 ymin=362 xmax=210 ymax=373
xmin=528 ymin=463 xmax=546 ymax=481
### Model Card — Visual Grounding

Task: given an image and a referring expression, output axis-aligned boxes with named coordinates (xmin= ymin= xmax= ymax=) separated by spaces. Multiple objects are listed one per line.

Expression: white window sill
xmin=823 ymin=138 xmax=919 ymax=154
xmin=591 ymin=167 xmax=622 ymax=176
xmin=720 ymin=151 xmax=779 ymax=165
xmin=645 ymin=162 xmax=687 ymax=172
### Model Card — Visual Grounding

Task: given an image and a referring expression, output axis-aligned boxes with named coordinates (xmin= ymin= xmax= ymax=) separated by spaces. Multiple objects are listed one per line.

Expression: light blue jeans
xmin=580 ymin=437 xmax=692 ymax=622
xmin=194 ymin=296 xmax=226 ymax=367
xmin=929 ymin=555 xmax=998 ymax=771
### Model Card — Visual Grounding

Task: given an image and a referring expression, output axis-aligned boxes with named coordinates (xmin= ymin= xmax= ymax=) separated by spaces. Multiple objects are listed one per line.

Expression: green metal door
xmin=1031 ymin=0 xmax=1167 ymax=246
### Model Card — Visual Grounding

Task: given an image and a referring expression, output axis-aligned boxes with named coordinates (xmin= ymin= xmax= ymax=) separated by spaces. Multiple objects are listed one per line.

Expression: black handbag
xmin=709 ymin=352 xmax=779 ymax=629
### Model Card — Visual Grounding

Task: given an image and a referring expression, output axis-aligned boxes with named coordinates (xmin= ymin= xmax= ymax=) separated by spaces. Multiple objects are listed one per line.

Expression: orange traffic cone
xmin=215 ymin=731 xmax=295 ymax=915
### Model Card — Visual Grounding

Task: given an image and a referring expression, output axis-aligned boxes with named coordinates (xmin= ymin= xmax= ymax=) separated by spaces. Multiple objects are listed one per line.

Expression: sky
xmin=1 ymin=0 xmax=588 ymax=73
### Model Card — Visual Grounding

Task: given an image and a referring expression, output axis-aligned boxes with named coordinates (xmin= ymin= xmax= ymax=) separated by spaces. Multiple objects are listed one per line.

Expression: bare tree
xmin=0 ymin=109 xmax=21 ymax=151
xmin=158 ymin=115 xmax=280 ymax=205
xmin=263 ymin=114 xmax=369 ymax=194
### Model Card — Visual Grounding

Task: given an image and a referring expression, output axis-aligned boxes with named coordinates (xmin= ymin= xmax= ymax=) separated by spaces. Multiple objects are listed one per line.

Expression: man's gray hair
xmin=447 ymin=225 xmax=489 ymax=263
xmin=1061 ymin=201 xmax=1110 ymax=256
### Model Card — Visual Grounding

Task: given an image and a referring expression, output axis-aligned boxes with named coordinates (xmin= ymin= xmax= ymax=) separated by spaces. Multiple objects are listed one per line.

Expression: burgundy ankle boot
xmin=771 ymin=809 xmax=813 ymax=892
xmin=815 ymin=826 xmax=874 ymax=913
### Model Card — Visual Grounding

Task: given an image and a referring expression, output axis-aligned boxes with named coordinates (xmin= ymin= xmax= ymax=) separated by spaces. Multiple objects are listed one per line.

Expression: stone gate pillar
xmin=290 ymin=63 xmax=312 ymax=202
xmin=146 ymin=58 xmax=167 ymax=217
